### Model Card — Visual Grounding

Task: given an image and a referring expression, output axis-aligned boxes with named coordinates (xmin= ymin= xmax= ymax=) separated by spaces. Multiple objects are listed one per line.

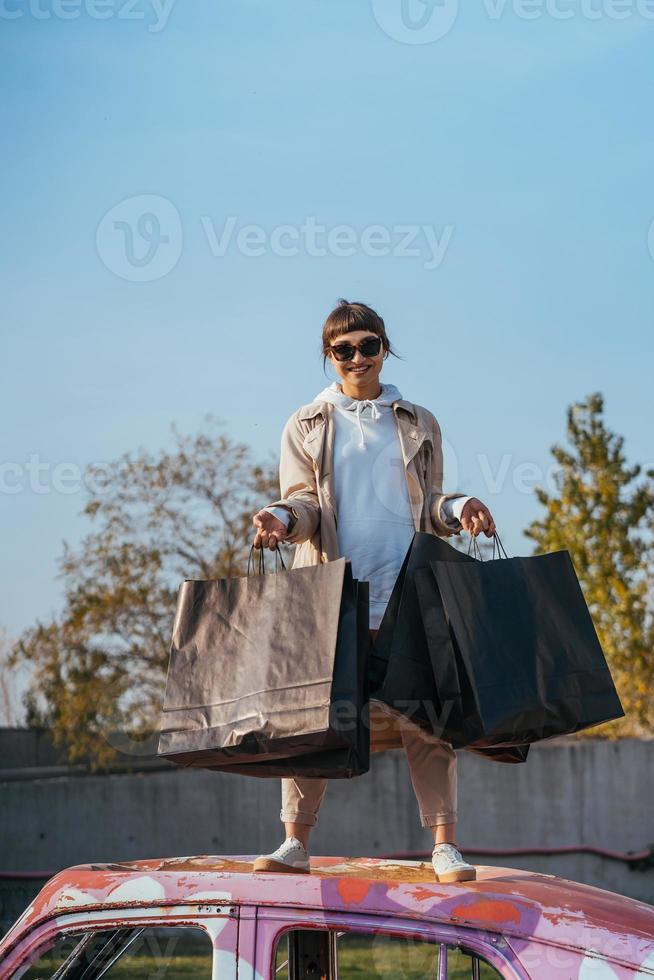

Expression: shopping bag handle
xmin=466 ymin=532 xmax=509 ymax=561
xmin=492 ymin=532 xmax=509 ymax=559
xmin=467 ymin=534 xmax=483 ymax=560
xmin=247 ymin=543 xmax=287 ymax=576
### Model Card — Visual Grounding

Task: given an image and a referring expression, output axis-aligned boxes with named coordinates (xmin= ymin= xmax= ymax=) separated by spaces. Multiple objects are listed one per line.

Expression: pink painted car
xmin=1 ymin=855 xmax=653 ymax=979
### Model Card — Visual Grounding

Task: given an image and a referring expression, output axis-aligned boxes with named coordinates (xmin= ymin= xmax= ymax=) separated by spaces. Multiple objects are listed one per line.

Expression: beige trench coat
xmin=268 ymin=396 xmax=466 ymax=561
xmin=267 ymin=394 xmax=467 ymax=752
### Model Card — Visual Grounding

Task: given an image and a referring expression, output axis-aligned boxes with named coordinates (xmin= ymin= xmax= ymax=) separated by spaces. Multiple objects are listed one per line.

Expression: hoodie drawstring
xmin=347 ymin=399 xmax=381 ymax=449
xmin=313 ymin=382 xmax=403 ymax=451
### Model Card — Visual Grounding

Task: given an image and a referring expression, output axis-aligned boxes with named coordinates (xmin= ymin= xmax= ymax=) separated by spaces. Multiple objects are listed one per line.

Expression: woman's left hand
xmin=460 ymin=498 xmax=496 ymax=537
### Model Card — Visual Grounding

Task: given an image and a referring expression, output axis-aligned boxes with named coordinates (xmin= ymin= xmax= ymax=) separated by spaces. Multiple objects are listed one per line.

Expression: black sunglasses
xmin=328 ymin=336 xmax=383 ymax=362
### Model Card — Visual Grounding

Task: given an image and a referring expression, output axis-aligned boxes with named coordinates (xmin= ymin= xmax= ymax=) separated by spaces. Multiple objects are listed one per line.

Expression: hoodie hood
xmin=314 ymin=381 xmax=403 ymax=410
xmin=313 ymin=381 xmax=403 ymax=449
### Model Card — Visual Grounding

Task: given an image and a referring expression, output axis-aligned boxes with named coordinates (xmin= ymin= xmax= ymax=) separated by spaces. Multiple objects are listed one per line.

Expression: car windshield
xmin=18 ymin=925 xmax=212 ymax=978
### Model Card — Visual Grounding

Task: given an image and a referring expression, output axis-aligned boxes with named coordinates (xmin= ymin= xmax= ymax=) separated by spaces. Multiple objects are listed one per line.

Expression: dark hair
xmin=321 ymin=299 xmax=400 ymax=368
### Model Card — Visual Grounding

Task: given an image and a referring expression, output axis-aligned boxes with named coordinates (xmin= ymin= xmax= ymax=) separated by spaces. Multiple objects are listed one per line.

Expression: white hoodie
xmin=267 ymin=382 xmax=469 ymax=628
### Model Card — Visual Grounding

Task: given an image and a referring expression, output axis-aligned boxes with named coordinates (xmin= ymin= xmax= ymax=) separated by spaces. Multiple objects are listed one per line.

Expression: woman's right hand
xmin=252 ymin=509 xmax=288 ymax=551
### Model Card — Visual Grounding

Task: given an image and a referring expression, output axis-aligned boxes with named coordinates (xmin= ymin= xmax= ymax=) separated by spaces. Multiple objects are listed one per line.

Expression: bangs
xmin=322 ymin=300 xmax=387 ymax=349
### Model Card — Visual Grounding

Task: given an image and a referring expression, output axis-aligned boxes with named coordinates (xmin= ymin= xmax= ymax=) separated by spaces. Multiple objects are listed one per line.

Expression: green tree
xmin=0 ymin=625 xmax=27 ymax=726
xmin=525 ymin=393 xmax=654 ymax=736
xmin=12 ymin=417 xmax=279 ymax=766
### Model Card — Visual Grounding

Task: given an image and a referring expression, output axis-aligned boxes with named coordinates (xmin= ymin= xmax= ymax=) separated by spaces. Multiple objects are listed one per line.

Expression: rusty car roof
xmin=2 ymin=856 xmax=654 ymax=971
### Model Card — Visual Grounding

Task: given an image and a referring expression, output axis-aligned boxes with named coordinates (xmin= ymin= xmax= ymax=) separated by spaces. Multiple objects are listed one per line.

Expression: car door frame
xmin=0 ymin=901 xmax=240 ymax=980
xmin=248 ymin=906 xmax=530 ymax=980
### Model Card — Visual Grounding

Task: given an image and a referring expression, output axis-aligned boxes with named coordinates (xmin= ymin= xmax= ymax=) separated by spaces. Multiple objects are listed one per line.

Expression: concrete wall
xmin=1 ymin=734 xmax=653 ymax=919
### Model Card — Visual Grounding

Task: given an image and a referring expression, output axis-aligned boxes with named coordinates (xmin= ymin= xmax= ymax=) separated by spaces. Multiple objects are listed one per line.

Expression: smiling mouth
xmin=348 ymin=365 xmax=371 ymax=374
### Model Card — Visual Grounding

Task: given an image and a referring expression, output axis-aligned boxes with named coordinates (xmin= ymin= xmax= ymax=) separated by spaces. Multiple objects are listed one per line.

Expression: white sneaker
xmin=432 ymin=843 xmax=476 ymax=883
xmin=253 ymin=837 xmax=311 ymax=874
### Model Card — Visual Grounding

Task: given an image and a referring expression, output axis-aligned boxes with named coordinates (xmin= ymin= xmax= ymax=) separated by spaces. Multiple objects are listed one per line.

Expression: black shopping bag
xmin=374 ymin=533 xmax=529 ymax=763
xmin=371 ymin=533 xmax=474 ymax=726
xmin=414 ymin=562 xmax=529 ymax=762
xmin=158 ymin=551 xmax=370 ymax=778
xmin=426 ymin=541 xmax=625 ymax=745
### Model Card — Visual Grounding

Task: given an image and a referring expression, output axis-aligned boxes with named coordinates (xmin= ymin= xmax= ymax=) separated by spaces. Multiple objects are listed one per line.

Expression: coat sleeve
xmin=427 ymin=413 xmax=468 ymax=537
xmin=265 ymin=411 xmax=321 ymax=544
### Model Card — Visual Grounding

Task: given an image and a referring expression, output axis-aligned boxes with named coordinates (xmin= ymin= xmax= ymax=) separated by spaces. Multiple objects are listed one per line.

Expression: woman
xmin=250 ymin=300 xmax=496 ymax=883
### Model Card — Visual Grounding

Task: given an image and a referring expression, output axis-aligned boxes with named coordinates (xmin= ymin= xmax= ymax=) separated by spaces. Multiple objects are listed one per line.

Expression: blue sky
xmin=2 ymin=0 xmax=654 ymax=650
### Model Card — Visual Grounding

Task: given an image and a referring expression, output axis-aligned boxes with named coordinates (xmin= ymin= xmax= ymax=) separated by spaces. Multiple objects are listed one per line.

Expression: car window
xmin=447 ymin=944 xmax=503 ymax=978
xmin=17 ymin=925 xmax=212 ymax=978
xmin=274 ymin=929 xmax=504 ymax=979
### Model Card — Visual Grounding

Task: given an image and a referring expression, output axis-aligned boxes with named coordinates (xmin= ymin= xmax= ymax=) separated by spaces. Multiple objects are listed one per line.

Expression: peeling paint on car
xmin=106 ymin=875 xmax=167 ymax=903
xmin=451 ymin=899 xmax=523 ymax=925
xmin=0 ymin=856 xmax=652 ymax=980
xmin=336 ymin=878 xmax=371 ymax=904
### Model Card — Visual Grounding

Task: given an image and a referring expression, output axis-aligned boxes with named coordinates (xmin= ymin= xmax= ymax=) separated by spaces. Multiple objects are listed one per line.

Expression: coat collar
xmin=298 ymin=397 xmax=428 ymax=489
xmin=393 ymin=399 xmax=418 ymax=423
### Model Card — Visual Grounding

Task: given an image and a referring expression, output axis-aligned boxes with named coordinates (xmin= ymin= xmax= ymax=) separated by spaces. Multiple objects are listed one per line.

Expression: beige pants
xmin=281 ymin=627 xmax=458 ymax=830
xmin=280 ymin=701 xmax=457 ymax=829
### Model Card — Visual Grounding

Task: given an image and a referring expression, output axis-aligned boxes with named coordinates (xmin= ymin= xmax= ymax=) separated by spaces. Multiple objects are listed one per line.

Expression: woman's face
xmin=327 ymin=329 xmax=385 ymax=393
